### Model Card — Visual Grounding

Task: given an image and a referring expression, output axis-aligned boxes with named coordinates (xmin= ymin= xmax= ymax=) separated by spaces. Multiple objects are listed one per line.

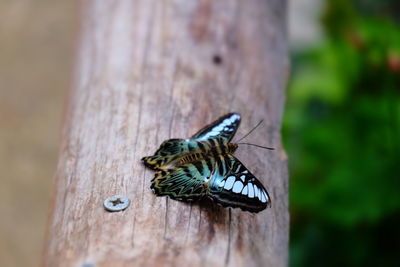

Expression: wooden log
xmin=43 ymin=0 xmax=289 ymax=266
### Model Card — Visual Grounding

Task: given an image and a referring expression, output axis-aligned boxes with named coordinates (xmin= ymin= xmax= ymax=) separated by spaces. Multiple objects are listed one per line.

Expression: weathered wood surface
xmin=43 ymin=0 xmax=289 ymax=266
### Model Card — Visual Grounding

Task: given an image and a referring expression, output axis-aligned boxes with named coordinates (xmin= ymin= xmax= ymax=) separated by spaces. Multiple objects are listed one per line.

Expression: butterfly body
xmin=143 ymin=137 xmax=237 ymax=169
xmin=142 ymin=113 xmax=271 ymax=213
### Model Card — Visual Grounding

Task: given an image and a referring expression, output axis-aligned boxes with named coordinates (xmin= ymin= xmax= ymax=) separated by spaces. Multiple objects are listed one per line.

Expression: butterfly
xmin=141 ymin=113 xmax=272 ymax=213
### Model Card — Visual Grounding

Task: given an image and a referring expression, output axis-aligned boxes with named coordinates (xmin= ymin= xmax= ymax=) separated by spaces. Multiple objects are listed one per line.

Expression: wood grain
xmin=43 ymin=0 xmax=289 ymax=266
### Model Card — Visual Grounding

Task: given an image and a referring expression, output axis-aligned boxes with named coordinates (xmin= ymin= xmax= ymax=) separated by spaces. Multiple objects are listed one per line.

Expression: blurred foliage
xmin=284 ymin=0 xmax=400 ymax=266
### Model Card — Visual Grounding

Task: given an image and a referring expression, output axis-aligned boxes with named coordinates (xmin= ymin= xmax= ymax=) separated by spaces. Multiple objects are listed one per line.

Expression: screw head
xmin=103 ymin=195 xmax=130 ymax=212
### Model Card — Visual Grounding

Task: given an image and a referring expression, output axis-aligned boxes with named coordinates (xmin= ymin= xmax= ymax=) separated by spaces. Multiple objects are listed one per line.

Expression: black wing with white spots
xmin=191 ymin=113 xmax=241 ymax=142
xmin=207 ymin=154 xmax=271 ymax=212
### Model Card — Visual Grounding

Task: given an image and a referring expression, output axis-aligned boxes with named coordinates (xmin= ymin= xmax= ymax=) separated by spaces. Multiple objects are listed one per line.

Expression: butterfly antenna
xmin=237 ymin=143 xmax=275 ymax=150
xmin=235 ymin=119 xmax=264 ymax=143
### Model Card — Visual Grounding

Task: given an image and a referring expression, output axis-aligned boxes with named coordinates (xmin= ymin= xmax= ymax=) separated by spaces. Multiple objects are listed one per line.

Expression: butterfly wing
xmin=151 ymin=158 xmax=216 ymax=201
xmin=207 ymin=154 xmax=271 ymax=212
xmin=191 ymin=113 xmax=241 ymax=142
xmin=143 ymin=113 xmax=241 ymax=169
xmin=142 ymin=138 xmax=200 ymax=170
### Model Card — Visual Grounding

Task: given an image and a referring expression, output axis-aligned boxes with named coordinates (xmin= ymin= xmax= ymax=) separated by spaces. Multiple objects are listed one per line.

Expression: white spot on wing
xmin=240 ymin=175 xmax=245 ymax=182
xmin=261 ymin=191 xmax=267 ymax=203
xmin=223 ymin=118 xmax=231 ymax=125
xmin=232 ymin=181 xmax=244 ymax=193
xmin=224 ymin=176 xmax=235 ymax=190
xmin=258 ymin=188 xmax=263 ymax=200
xmin=263 ymin=191 xmax=269 ymax=202
xmin=254 ymin=185 xmax=259 ymax=198
xmin=230 ymin=114 xmax=240 ymax=122
xmin=242 ymin=170 xmax=248 ymax=174
xmin=197 ymin=131 xmax=219 ymax=140
xmin=242 ymin=185 xmax=248 ymax=195
xmin=212 ymin=126 xmax=223 ymax=132
xmin=215 ymin=179 xmax=225 ymax=187
xmin=248 ymin=183 xmax=254 ymax=197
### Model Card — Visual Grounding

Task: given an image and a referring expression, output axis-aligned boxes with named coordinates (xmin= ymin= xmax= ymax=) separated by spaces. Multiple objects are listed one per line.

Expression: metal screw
xmin=103 ymin=195 xmax=130 ymax=212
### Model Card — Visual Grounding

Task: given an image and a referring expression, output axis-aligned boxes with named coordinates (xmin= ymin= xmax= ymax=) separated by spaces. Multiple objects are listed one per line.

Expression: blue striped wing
xmin=191 ymin=113 xmax=241 ymax=142
xmin=142 ymin=138 xmax=200 ymax=170
xmin=150 ymin=158 xmax=217 ymax=201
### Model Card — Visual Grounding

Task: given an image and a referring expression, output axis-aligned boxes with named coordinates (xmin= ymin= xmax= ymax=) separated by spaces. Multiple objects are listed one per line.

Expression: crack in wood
xmin=225 ymin=209 xmax=232 ymax=266
xmin=184 ymin=203 xmax=193 ymax=245
xmin=163 ymin=197 xmax=169 ymax=239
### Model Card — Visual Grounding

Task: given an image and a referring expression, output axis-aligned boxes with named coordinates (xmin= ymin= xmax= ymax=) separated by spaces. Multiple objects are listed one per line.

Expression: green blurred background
xmin=286 ymin=0 xmax=400 ymax=266
xmin=1 ymin=0 xmax=399 ymax=266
